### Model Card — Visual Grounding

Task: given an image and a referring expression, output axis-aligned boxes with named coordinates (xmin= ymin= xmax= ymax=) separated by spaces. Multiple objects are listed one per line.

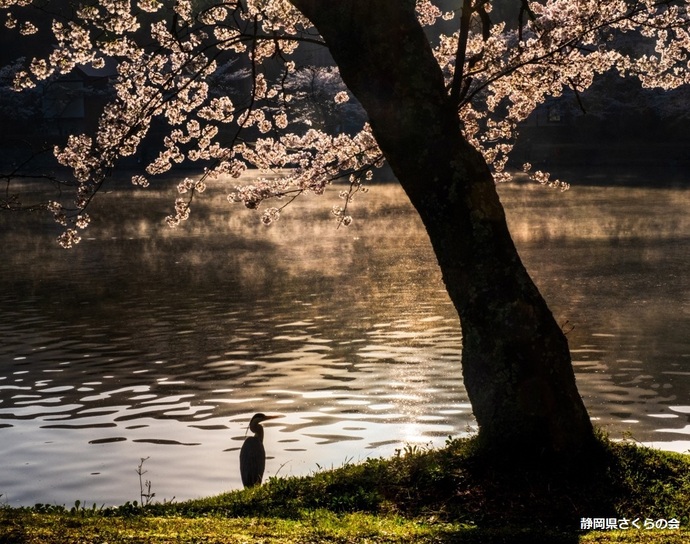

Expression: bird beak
xmin=263 ymin=415 xmax=282 ymax=421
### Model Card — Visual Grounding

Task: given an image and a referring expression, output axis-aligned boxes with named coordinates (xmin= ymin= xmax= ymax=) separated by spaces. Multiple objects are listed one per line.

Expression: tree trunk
xmin=290 ymin=0 xmax=596 ymax=458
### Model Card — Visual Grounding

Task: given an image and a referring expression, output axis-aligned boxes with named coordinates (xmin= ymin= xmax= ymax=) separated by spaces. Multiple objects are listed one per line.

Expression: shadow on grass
xmin=159 ymin=433 xmax=689 ymax=533
xmin=169 ymin=437 xmax=617 ymax=528
xmin=2 ymin=434 xmax=688 ymax=543
xmin=439 ymin=528 xmax=579 ymax=544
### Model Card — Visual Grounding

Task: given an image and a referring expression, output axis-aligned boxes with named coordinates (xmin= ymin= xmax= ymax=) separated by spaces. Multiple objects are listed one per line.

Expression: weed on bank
xmin=1 ymin=436 xmax=688 ymax=543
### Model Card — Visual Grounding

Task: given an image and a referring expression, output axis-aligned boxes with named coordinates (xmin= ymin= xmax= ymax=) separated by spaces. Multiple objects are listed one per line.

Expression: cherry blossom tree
xmin=2 ymin=0 xmax=690 ymax=459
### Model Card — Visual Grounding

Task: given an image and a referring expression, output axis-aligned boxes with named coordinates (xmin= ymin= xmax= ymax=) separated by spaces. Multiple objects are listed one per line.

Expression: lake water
xmin=0 ymin=176 xmax=688 ymax=507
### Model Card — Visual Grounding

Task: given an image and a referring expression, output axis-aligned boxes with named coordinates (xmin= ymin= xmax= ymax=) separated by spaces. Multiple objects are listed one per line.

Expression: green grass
xmin=1 ymin=435 xmax=689 ymax=543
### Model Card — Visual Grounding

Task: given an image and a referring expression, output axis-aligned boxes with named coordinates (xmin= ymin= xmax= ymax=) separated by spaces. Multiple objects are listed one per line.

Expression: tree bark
xmin=290 ymin=0 xmax=596 ymax=458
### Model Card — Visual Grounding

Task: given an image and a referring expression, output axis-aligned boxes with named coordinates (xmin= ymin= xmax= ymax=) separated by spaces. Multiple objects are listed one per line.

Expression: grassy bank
xmin=2 ymin=436 xmax=689 ymax=543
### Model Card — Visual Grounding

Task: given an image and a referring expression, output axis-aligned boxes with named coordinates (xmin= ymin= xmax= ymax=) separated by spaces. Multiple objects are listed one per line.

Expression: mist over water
xmin=0 ymin=177 xmax=688 ymax=506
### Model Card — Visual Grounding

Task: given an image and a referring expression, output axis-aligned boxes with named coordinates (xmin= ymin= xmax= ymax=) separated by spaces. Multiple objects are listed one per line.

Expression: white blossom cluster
xmin=439 ymin=0 xmax=690 ymax=187
xmin=2 ymin=0 xmax=690 ymax=245
xmin=415 ymin=0 xmax=454 ymax=26
xmin=226 ymin=124 xmax=381 ymax=226
xmin=244 ymin=0 xmax=310 ymax=34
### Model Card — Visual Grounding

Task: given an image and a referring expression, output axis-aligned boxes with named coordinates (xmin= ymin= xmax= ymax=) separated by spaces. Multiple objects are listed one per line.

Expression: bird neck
xmin=250 ymin=422 xmax=264 ymax=442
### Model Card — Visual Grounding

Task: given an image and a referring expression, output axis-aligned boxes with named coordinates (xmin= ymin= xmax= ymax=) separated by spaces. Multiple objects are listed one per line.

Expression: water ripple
xmin=0 ymin=182 xmax=688 ymax=506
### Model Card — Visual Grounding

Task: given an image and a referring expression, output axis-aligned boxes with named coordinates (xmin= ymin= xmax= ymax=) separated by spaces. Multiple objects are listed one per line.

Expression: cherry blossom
xmin=2 ymin=1 xmax=690 ymax=246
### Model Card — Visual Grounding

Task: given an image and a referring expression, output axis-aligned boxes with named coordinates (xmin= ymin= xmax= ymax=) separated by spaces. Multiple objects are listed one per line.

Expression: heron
xmin=239 ymin=413 xmax=281 ymax=488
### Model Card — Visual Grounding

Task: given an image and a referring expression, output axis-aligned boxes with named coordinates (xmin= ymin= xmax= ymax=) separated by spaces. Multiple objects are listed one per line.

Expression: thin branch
xmin=476 ymin=0 xmax=491 ymax=41
xmin=459 ymin=1 xmax=668 ymax=107
xmin=567 ymin=77 xmax=587 ymax=114
xmin=450 ymin=0 xmax=493 ymax=106
xmin=449 ymin=0 xmax=473 ymax=106
xmin=518 ymin=0 xmax=537 ymax=42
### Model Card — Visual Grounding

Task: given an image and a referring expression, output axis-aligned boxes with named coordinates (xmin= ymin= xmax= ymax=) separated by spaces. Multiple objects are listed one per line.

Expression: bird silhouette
xmin=239 ymin=413 xmax=280 ymax=488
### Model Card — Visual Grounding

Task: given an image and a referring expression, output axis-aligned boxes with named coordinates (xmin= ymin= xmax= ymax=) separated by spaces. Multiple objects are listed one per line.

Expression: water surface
xmin=0 ymin=177 xmax=688 ymax=506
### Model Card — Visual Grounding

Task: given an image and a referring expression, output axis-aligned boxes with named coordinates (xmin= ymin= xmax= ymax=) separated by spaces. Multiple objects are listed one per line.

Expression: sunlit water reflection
xmin=0 ymin=176 xmax=688 ymax=506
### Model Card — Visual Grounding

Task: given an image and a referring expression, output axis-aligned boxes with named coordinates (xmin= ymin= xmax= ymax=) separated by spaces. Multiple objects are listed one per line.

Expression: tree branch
xmin=450 ymin=0 xmax=492 ymax=107
xmin=567 ymin=77 xmax=587 ymax=115
xmin=449 ymin=0 xmax=473 ymax=106
xmin=518 ymin=0 xmax=537 ymax=42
